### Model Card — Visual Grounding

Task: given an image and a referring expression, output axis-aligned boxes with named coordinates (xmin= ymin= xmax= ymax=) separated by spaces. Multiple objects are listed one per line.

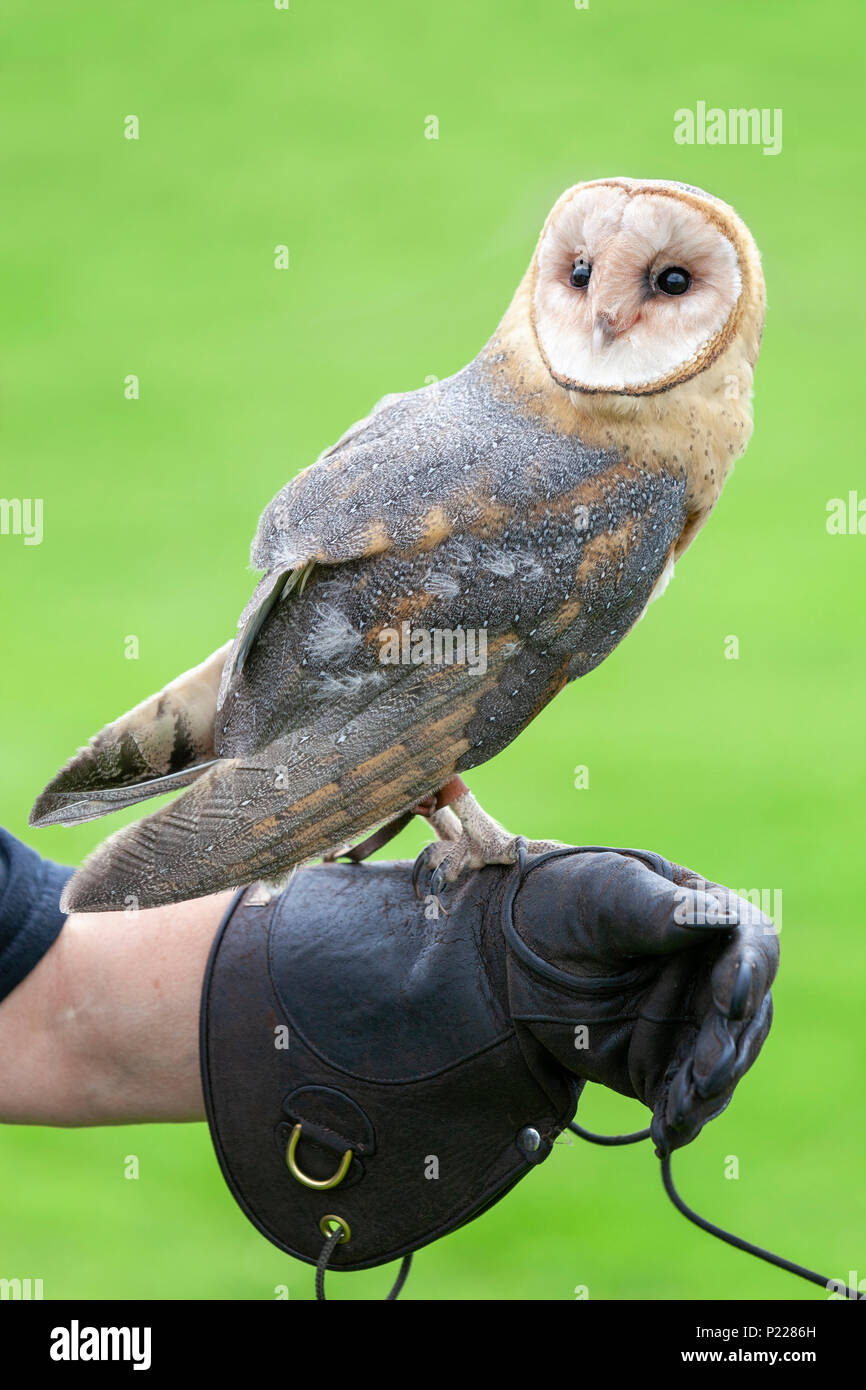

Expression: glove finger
xmin=676 ymin=873 xmax=780 ymax=954
xmin=695 ymin=990 xmax=774 ymax=1104
xmin=627 ymin=913 xmax=769 ymax=1109
xmin=677 ymin=882 xmax=775 ymax=940
xmin=653 ymin=990 xmax=774 ymax=1154
xmin=690 ymin=919 xmax=777 ymax=1096
xmin=652 ymin=1058 xmax=728 ymax=1154
xmin=576 ymin=853 xmax=745 ymax=958
xmin=710 ymin=927 xmax=779 ymax=1019
xmin=728 ymin=991 xmax=774 ymax=1088
xmin=692 ymin=1011 xmax=738 ymax=1098
xmin=627 ymin=951 xmax=705 ymax=1104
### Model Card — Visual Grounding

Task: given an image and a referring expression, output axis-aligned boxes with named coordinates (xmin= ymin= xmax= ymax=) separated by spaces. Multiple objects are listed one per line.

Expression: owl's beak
xmin=592 ymin=317 xmax=616 ymax=355
xmin=592 ymin=310 xmax=637 ymax=354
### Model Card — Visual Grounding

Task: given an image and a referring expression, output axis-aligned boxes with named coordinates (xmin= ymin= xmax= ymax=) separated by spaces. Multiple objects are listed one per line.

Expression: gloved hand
xmin=506 ymin=844 xmax=780 ymax=1156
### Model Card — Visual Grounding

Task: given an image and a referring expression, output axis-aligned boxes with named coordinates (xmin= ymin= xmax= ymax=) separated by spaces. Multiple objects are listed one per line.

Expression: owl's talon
xmin=412 ymin=851 xmax=451 ymax=915
xmin=430 ymin=864 xmax=450 ymax=899
xmin=412 ymin=849 xmax=429 ymax=900
xmin=412 ymin=842 xmax=447 ymax=900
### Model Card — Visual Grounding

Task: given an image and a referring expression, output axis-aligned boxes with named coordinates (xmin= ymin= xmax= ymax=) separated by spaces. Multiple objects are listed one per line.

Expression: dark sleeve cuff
xmin=0 ymin=829 xmax=75 ymax=1004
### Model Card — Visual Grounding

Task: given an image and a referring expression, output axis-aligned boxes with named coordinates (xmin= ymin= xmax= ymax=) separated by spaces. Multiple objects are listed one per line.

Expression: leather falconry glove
xmin=201 ymin=842 xmax=779 ymax=1290
xmin=502 ymin=844 xmax=778 ymax=1157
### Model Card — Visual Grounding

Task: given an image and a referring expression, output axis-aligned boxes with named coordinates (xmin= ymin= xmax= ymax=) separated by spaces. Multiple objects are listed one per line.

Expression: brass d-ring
xmin=286 ymin=1122 xmax=352 ymax=1190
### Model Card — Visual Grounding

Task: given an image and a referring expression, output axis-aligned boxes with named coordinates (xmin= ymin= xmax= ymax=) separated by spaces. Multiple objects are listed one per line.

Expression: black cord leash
xmin=569 ymin=1120 xmax=650 ymax=1146
xmin=660 ymin=1152 xmax=861 ymax=1299
xmin=315 ymin=1119 xmax=858 ymax=1299
xmin=568 ymin=1115 xmax=860 ymax=1299
xmin=315 ymin=1229 xmax=412 ymax=1302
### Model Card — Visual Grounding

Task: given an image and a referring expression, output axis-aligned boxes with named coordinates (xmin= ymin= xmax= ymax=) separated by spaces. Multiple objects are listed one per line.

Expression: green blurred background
xmin=2 ymin=0 xmax=864 ymax=1300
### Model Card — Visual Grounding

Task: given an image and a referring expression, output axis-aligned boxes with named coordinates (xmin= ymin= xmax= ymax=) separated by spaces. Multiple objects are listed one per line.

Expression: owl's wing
xmin=248 ymin=378 xmax=480 ymax=569
xmin=221 ymin=370 xmax=497 ymax=688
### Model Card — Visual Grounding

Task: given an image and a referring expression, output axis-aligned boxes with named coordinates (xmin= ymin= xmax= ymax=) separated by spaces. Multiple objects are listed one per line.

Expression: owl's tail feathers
xmin=57 ymin=722 xmax=455 ymax=913
xmin=29 ymin=642 xmax=232 ymax=829
xmin=57 ymin=653 xmax=488 ymax=913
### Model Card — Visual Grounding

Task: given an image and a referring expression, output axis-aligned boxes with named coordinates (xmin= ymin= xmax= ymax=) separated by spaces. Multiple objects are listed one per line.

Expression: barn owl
xmin=32 ymin=177 xmax=765 ymax=910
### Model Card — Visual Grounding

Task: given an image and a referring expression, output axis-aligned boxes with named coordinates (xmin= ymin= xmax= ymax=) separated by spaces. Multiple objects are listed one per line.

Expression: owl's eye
xmin=570 ymin=258 xmax=591 ymax=289
xmin=657 ymin=266 xmax=691 ymax=296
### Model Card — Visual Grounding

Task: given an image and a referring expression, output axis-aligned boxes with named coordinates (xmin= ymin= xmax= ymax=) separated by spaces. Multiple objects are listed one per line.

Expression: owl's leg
xmin=428 ymin=804 xmax=462 ymax=843
xmin=412 ymin=784 xmax=564 ymax=899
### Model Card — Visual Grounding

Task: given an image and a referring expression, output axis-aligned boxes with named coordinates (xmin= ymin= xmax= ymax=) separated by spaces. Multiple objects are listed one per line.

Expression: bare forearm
xmin=0 ymin=892 xmax=232 ymax=1125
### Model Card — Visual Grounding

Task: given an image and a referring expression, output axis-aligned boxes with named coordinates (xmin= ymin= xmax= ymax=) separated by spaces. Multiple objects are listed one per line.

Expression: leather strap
xmin=336 ymin=775 xmax=469 ymax=863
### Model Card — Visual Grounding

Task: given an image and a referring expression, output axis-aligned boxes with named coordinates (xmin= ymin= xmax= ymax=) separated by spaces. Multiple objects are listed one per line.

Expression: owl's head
xmin=528 ymin=178 xmax=764 ymax=396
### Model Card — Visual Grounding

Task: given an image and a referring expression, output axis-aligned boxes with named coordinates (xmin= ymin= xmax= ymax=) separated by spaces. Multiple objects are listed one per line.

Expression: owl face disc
xmin=530 ymin=179 xmax=753 ymax=396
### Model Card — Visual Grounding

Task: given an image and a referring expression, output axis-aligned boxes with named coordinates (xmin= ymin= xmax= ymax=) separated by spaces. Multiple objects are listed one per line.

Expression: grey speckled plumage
xmin=217 ymin=357 xmax=685 ymax=761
